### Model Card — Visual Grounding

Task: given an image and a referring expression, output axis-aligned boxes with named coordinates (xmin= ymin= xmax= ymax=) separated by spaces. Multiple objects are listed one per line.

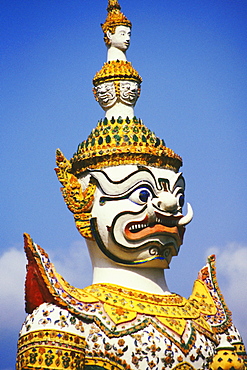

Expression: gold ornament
xmin=16 ymin=330 xmax=85 ymax=370
xmin=101 ymin=0 xmax=132 ymax=45
xmin=70 ymin=117 xmax=182 ymax=176
xmin=93 ymin=60 xmax=142 ymax=87
xmin=55 ymin=149 xmax=96 ymax=239
xmin=209 ymin=348 xmax=245 ymax=370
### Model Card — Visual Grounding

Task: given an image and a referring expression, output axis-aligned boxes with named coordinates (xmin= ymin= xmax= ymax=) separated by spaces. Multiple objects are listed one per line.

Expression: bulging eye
xmin=139 ymin=190 xmax=151 ymax=202
xmin=178 ymin=193 xmax=185 ymax=208
xmin=129 ymin=188 xmax=152 ymax=205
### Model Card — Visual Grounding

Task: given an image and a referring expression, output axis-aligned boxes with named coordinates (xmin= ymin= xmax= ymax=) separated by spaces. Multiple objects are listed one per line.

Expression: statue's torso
xmin=18 ymin=301 xmax=218 ymax=370
xmin=16 ymin=235 xmax=246 ymax=370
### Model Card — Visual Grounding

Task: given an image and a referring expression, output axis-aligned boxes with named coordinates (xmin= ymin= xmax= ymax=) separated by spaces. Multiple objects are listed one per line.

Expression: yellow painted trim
xmin=104 ymin=302 xmax=137 ymax=324
xmin=190 ymin=279 xmax=217 ymax=315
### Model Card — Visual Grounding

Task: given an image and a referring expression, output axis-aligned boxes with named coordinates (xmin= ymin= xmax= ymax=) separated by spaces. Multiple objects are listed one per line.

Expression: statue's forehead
xmin=101 ymin=165 xmax=176 ymax=182
xmin=115 ymin=25 xmax=131 ymax=33
xmin=89 ymin=165 xmax=182 ymax=196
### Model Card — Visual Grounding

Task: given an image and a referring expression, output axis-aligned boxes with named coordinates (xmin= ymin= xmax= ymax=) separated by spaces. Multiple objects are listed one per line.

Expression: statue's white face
xmin=107 ymin=26 xmax=131 ymax=51
xmin=81 ymin=165 xmax=193 ymax=268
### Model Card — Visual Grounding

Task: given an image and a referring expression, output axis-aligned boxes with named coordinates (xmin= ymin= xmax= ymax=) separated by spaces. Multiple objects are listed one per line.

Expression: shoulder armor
xmin=194 ymin=254 xmax=232 ymax=333
xmin=24 ymin=233 xmax=98 ymax=314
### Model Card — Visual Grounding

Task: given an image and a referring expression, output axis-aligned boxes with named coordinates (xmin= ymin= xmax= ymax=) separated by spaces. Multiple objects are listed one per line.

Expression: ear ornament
xmin=55 ymin=149 xmax=96 ymax=239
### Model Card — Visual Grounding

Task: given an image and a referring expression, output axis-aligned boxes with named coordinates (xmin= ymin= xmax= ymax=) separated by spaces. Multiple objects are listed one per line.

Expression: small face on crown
xmin=107 ymin=25 xmax=131 ymax=51
xmin=119 ymin=81 xmax=139 ymax=105
xmin=94 ymin=82 xmax=117 ymax=109
xmin=84 ymin=165 xmax=193 ymax=268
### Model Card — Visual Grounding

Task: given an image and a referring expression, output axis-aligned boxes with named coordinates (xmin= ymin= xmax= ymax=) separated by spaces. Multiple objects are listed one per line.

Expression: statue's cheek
xmin=92 ymin=198 xmax=142 ymax=240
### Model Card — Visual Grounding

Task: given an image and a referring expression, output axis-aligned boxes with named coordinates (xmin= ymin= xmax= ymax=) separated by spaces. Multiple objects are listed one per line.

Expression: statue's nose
xmin=152 ymin=192 xmax=177 ymax=213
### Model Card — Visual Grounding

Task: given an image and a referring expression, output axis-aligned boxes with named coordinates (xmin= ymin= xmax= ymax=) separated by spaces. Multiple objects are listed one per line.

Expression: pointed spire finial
xmin=107 ymin=0 xmax=121 ymax=12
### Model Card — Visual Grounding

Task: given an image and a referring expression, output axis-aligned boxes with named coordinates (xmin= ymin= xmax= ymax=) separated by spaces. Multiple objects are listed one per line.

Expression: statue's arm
xmin=16 ymin=302 xmax=86 ymax=370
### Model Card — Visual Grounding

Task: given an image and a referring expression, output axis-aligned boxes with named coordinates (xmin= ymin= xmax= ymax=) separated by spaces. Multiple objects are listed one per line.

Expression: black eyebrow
xmin=99 ymin=183 xmax=155 ymax=205
xmin=89 ymin=165 xmax=161 ymax=190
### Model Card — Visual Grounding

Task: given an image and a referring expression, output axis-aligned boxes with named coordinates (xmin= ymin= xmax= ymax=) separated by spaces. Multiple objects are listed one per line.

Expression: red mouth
xmin=124 ymin=214 xmax=185 ymax=245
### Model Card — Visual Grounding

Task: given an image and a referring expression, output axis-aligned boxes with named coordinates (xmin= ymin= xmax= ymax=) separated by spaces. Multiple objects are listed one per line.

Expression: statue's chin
xmin=105 ymin=241 xmax=178 ymax=269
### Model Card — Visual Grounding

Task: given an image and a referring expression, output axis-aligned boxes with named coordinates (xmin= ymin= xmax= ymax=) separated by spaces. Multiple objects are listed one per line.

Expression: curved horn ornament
xmin=177 ymin=203 xmax=193 ymax=226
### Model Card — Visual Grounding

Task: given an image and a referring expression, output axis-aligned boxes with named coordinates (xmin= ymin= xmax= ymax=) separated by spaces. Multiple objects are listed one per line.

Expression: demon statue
xmin=16 ymin=1 xmax=246 ymax=370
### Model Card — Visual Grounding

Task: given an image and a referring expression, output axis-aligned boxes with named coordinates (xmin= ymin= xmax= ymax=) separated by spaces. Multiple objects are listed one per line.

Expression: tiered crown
xmin=57 ymin=0 xmax=182 ymax=179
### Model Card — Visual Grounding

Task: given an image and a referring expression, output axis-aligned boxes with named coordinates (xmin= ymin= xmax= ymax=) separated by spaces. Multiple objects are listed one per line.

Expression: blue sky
xmin=1 ymin=0 xmax=247 ymax=368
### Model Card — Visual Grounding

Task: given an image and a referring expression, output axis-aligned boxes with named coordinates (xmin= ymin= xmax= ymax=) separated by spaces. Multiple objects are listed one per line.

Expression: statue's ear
xmin=106 ymin=30 xmax=112 ymax=42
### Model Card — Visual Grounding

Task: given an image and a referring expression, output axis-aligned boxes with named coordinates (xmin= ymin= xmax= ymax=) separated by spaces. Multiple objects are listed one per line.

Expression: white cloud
xmin=206 ymin=243 xmax=247 ymax=345
xmin=0 ymin=248 xmax=26 ymax=331
xmin=0 ymin=241 xmax=92 ymax=332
